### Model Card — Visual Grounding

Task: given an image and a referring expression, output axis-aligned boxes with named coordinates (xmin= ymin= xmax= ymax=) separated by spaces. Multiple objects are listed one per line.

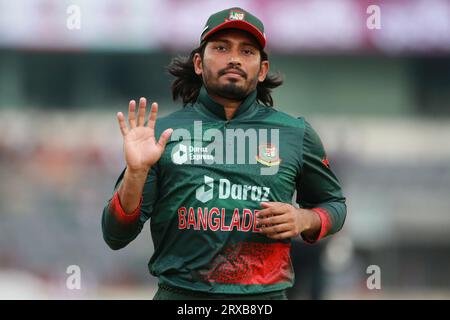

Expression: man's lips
xmin=225 ymin=70 xmax=244 ymax=76
xmin=220 ymin=69 xmax=246 ymax=79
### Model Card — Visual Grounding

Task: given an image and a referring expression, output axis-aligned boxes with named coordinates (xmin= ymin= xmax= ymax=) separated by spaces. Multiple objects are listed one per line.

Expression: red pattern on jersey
xmin=202 ymin=242 xmax=292 ymax=285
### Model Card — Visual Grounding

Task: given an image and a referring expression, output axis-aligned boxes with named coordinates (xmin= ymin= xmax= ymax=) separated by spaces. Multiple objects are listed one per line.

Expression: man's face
xmin=194 ymin=29 xmax=269 ymax=101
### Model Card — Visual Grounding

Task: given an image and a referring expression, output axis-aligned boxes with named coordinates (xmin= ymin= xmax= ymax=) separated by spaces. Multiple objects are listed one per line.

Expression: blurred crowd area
xmin=1 ymin=0 xmax=450 ymax=299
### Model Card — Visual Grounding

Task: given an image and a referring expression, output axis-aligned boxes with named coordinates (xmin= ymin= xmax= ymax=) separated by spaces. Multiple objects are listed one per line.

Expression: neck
xmin=207 ymin=92 xmax=243 ymax=120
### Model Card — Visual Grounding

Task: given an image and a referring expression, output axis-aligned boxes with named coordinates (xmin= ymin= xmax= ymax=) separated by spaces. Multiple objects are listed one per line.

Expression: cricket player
xmin=102 ymin=7 xmax=347 ymax=300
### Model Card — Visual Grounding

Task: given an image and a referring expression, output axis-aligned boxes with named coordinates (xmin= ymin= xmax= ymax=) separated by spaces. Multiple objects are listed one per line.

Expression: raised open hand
xmin=117 ymin=98 xmax=173 ymax=173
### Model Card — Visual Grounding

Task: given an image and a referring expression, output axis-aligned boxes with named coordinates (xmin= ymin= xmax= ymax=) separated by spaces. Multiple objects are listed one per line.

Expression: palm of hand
xmin=117 ymin=98 xmax=173 ymax=172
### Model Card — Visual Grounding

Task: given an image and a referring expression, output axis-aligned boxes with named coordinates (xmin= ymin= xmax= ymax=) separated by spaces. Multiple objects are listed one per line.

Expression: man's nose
xmin=228 ymin=54 xmax=241 ymax=66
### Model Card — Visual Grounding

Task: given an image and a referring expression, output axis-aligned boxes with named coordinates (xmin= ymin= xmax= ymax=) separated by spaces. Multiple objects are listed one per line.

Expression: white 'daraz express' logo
xmin=171 ymin=141 xmax=214 ymax=165
xmin=171 ymin=142 xmax=189 ymax=165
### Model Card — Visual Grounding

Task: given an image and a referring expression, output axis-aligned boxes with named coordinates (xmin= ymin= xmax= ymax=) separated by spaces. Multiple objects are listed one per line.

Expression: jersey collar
xmin=196 ymin=85 xmax=257 ymax=120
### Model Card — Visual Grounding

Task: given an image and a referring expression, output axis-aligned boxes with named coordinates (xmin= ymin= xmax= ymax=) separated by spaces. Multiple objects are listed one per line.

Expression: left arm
xmin=257 ymin=120 xmax=347 ymax=243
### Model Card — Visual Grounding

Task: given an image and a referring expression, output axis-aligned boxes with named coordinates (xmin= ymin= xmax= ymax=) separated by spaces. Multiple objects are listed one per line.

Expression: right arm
xmin=101 ymin=98 xmax=172 ymax=250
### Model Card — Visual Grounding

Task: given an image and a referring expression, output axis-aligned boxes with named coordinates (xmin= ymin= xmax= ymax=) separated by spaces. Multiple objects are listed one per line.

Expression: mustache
xmin=218 ymin=66 xmax=247 ymax=79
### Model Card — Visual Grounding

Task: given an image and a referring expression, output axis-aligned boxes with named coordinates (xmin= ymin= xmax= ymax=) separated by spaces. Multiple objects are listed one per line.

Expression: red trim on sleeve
xmin=303 ymin=208 xmax=332 ymax=244
xmin=108 ymin=191 xmax=142 ymax=224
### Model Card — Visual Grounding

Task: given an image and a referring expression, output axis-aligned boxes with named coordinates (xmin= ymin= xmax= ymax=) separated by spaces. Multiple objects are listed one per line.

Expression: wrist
xmin=299 ymin=208 xmax=321 ymax=236
xmin=126 ymin=166 xmax=150 ymax=179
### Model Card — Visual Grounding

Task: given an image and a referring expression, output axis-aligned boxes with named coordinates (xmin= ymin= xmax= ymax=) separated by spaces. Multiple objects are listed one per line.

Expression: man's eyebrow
xmin=210 ymin=38 xmax=259 ymax=49
xmin=240 ymin=42 xmax=259 ymax=48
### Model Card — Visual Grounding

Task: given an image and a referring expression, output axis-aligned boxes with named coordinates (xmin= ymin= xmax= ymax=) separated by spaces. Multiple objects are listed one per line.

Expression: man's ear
xmin=258 ymin=60 xmax=269 ymax=82
xmin=193 ymin=53 xmax=203 ymax=76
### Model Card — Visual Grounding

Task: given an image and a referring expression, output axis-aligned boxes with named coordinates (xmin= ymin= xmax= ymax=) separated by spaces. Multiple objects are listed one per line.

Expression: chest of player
xmin=157 ymin=120 xmax=301 ymax=205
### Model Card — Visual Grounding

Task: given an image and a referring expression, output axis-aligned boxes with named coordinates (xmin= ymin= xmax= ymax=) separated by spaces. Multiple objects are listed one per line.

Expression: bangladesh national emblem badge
xmin=256 ymin=144 xmax=281 ymax=167
xmin=228 ymin=9 xmax=245 ymax=21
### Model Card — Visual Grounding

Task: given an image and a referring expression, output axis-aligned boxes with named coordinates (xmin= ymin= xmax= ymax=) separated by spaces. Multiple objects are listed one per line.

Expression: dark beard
xmin=209 ymin=82 xmax=249 ymax=101
xmin=202 ymin=63 xmax=259 ymax=101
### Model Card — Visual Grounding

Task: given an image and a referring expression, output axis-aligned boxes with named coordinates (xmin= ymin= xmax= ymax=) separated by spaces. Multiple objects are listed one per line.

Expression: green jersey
xmin=102 ymin=86 xmax=346 ymax=295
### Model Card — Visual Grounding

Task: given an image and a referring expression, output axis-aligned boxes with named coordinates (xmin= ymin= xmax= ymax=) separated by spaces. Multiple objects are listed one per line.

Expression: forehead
xmin=206 ymin=29 xmax=260 ymax=48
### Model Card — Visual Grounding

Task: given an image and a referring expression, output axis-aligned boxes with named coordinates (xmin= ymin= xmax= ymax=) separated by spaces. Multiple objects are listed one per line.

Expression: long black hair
xmin=167 ymin=44 xmax=283 ymax=107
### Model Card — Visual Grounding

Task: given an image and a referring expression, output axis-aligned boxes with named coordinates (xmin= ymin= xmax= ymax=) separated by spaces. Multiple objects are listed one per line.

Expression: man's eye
xmin=215 ymin=46 xmax=227 ymax=51
xmin=242 ymin=49 xmax=255 ymax=55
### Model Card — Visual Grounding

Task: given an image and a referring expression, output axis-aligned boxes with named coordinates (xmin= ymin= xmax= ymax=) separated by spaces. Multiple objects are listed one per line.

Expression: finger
xmin=128 ymin=100 xmax=137 ymax=129
xmin=137 ymin=97 xmax=147 ymax=127
xmin=116 ymin=112 xmax=129 ymax=136
xmin=260 ymin=223 xmax=295 ymax=236
xmin=260 ymin=201 xmax=284 ymax=208
xmin=257 ymin=214 xmax=288 ymax=226
xmin=147 ymin=102 xmax=158 ymax=129
xmin=257 ymin=205 xmax=288 ymax=217
xmin=259 ymin=223 xmax=292 ymax=235
xmin=256 ymin=208 xmax=275 ymax=218
xmin=267 ymin=230 xmax=296 ymax=240
xmin=157 ymin=128 xmax=174 ymax=150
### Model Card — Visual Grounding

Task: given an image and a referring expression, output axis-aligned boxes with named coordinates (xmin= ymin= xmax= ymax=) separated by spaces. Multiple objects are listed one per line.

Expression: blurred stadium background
xmin=1 ymin=0 xmax=450 ymax=299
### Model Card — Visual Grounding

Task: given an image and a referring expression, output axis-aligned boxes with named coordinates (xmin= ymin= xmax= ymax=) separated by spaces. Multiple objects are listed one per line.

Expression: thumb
xmin=157 ymin=128 xmax=173 ymax=150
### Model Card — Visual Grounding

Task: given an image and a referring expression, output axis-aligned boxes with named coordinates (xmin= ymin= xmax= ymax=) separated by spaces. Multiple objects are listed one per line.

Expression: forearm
xmin=102 ymin=167 xmax=149 ymax=250
xmin=117 ymin=167 xmax=149 ymax=214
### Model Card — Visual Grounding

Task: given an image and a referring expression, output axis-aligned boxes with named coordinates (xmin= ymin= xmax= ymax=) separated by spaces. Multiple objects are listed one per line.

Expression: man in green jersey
xmin=102 ymin=7 xmax=347 ymax=300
